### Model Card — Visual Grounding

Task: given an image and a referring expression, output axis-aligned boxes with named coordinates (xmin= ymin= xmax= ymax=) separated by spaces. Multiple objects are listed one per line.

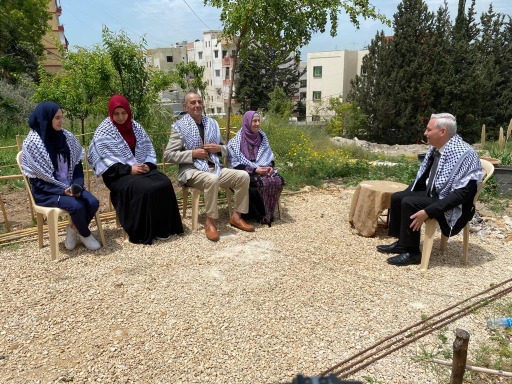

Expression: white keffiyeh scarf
xmin=413 ymin=134 xmax=483 ymax=227
xmin=172 ymin=114 xmax=221 ymax=176
xmin=88 ymin=117 xmax=157 ymax=176
xmin=22 ymin=129 xmax=84 ymax=189
xmin=227 ymin=129 xmax=275 ymax=169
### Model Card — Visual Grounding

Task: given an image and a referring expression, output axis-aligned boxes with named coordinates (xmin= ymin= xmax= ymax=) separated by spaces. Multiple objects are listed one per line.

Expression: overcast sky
xmin=60 ymin=0 xmax=511 ymax=60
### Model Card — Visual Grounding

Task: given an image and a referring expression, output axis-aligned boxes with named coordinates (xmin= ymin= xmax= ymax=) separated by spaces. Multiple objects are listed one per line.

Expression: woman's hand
xmin=255 ymin=167 xmax=272 ymax=176
xmin=64 ymin=187 xmax=80 ymax=197
xmin=131 ymin=164 xmax=150 ymax=175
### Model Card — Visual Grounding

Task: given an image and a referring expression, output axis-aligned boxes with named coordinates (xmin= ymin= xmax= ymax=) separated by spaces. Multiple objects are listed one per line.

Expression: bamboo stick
xmin=499 ymin=127 xmax=505 ymax=150
xmin=481 ymin=124 xmax=486 ymax=147
xmin=431 ymin=358 xmax=512 ymax=378
xmin=507 ymin=118 xmax=512 ymax=142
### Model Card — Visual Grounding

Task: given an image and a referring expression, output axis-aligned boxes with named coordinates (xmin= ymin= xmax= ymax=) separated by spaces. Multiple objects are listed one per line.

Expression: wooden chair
xmin=419 ymin=159 xmax=494 ymax=270
xmin=17 ymin=152 xmax=106 ymax=260
xmin=181 ymin=186 xmax=232 ymax=230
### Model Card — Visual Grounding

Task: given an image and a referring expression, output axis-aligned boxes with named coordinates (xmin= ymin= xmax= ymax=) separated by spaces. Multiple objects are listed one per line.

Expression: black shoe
xmin=387 ymin=252 xmax=421 ymax=266
xmin=377 ymin=241 xmax=407 ymax=254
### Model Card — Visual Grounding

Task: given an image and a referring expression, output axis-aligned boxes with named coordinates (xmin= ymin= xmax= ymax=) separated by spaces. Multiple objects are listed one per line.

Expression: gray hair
xmin=183 ymin=91 xmax=200 ymax=104
xmin=430 ymin=113 xmax=457 ymax=137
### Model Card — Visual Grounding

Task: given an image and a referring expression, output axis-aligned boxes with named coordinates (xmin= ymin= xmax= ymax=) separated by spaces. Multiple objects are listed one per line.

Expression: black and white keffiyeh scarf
xmin=413 ymin=134 xmax=483 ymax=227
xmin=227 ymin=129 xmax=275 ymax=169
xmin=172 ymin=114 xmax=221 ymax=176
xmin=88 ymin=117 xmax=157 ymax=176
xmin=22 ymin=129 xmax=84 ymax=189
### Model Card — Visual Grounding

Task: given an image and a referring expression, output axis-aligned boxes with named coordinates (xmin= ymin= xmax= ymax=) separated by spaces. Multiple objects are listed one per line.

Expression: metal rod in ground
xmin=431 ymin=359 xmax=512 ymax=378
xmin=450 ymin=329 xmax=470 ymax=384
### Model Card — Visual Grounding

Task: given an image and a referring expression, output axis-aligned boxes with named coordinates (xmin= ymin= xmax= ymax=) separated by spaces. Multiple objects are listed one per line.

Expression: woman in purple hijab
xmin=227 ymin=111 xmax=284 ymax=226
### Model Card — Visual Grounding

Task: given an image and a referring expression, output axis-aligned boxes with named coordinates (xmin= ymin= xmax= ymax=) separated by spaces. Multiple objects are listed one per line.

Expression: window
xmin=299 ymin=92 xmax=306 ymax=101
xmin=300 ymin=79 xmax=307 ymax=88
xmin=313 ymin=66 xmax=322 ymax=77
xmin=312 ymin=115 xmax=320 ymax=122
xmin=214 ymin=50 xmax=219 ymax=58
xmin=217 ymin=107 xmax=222 ymax=113
xmin=313 ymin=91 xmax=322 ymax=101
xmin=225 ymin=67 xmax=230 ymax=79
xmin=215 ymin=69 xmax=220 ymax=77
xmin=166 ymin=56 xmax=173 ymax=63
xmin=198 ymin=51 xmax=203 ymax=60
xmin=222 ymin=50 xmax=227 ymax=57
xmin=231 ymin=49 xmax=236 ymax=57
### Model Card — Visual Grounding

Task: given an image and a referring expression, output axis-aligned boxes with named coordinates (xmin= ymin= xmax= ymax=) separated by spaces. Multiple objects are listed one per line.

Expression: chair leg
xmin=182 ymin=187 xmax=189 ymax=218
xmin=36 ymin=213 xmax=44 ymax=249
xmin=191 ymin=189 xmax=201 ymax=231
xmin=420 ymin=220 xmax=437 ymax=271
xmin=276 ymin=198 xmax=282 ymax=219
xmin=225 ymin=188 xmax=232 ymax=217
xmin=462 ymin=224 xmax=470 ymax=264
xmin=440 ymin=235 xmax=448 ymax=252
xmin=47 ymin=210 xmax=60 ymax=261
xmin=94 ymin=212 xmax=106 ymax=247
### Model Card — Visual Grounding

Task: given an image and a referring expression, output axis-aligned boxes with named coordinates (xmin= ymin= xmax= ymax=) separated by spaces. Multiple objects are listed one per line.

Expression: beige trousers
xmin=186 ymin=168 xmax=250 ymax=219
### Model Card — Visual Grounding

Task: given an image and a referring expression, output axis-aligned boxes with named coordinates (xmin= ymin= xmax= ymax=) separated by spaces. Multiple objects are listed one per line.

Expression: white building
xmin=188 ymin=30 xmax=239 ymax=115
xmin=306 ymin=50 xmax=367 ymax=122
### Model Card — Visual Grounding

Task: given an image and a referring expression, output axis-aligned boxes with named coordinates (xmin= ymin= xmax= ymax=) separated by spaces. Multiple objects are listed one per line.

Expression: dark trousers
xmin=37 ymin=190 xmax=99 ymax=237
xmin=388 ymin=189 xmax=467 ymax=251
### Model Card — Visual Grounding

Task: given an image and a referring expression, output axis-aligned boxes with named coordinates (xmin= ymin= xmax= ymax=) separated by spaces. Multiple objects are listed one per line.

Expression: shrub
xmin=0 ymin=79 xmax=35 ymax=137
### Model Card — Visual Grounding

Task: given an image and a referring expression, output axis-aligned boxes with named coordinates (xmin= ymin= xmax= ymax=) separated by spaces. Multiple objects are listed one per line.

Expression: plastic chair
xmin=420 ymin=159 xmax=494 ymax=270
xmin=17 ymin=152 xmax=105 ymax=260
xmin=182 ymin=186 xmax=232 ymax=230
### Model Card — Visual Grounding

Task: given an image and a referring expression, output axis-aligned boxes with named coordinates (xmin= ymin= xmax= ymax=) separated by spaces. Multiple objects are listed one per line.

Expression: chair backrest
xmin=16 ymin=151 xmax=37 ymax=208
xmin=474 ymin=158 xmax=494 ymax=203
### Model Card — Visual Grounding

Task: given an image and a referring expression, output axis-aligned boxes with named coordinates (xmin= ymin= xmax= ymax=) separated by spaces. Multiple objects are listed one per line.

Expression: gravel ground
xmin=1 ymin=187 xmax=511 ymax=384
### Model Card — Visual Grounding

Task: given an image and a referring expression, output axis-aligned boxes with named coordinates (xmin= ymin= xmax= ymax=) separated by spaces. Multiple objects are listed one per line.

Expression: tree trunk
xmin=450 ymin=328 xmax=470 ymax=384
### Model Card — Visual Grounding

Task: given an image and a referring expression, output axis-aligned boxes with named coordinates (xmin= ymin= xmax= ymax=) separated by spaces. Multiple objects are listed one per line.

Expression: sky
xmin=60 ymin=0 xmax=511 ymax=60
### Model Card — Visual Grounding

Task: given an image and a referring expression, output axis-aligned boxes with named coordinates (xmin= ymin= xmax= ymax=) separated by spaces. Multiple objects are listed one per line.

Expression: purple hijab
xmin=240 ymin=111 xmax=261 ymax=160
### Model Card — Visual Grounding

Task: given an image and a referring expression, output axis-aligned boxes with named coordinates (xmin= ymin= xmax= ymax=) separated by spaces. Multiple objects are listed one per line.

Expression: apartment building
xmin=43 ymin=0 xmax=68 ymax=72
xmin=147 ymin=42 xmax=188 ymax=103
xmin=188 ymin=30 xmax=239 ymax=115
xmin=306 ymin=50 xmax=367 ymax=122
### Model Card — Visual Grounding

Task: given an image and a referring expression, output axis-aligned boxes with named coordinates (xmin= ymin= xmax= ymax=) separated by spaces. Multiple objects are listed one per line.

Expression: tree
xmin=267 ymin=86 xmax=292 ymax=119
xmin=35 ymin=46 xmax=115 ymax=143
xmin=35 ymin=28 xmax=175 ymax=135
xmin=205 ymin=0 xmax=389 ymax=140
xmin=173 ymin=61 xmax=208 ymax=99
xmin=326 ymin=98 xmax=368 ymax=138
xmin=102 ymin=27 xmax=174 ymax=125
xmin=235 ymin=42 xmax=304 ymax=112
xmin=0 ymin=0 xmax=50 ymax=82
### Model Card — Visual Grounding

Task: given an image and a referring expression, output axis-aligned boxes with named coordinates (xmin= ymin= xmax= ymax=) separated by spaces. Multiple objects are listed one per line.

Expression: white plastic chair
xmin=181 ymin=186 xmax=232 ymax=230
xmin=17 ymin=152 xmax=105 ymax=260
xmin=420 ymin=159 xmax=494 ymax=270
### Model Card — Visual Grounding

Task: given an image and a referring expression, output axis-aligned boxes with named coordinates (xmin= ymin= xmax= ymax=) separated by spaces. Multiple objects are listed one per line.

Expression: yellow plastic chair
xmin=181 ymin=186 xmax=232 ymax=230
xmin=420 ymin=158 xmax=494 ymax=270
xmin=17 ymin=152 xmax=106 ymax=260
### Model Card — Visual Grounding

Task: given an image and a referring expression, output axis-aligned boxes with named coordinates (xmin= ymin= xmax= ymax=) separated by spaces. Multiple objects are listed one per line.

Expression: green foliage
xmin=236 ymin=43 xmax=304 ymax=112
xmin=267 ymin=86 xmax=292 ymax=119
xmin=350 ymin=0 xmax=512 ymax=145
xmin=325 ymin=98 xmax=368 ymax=138
xmin=0 ymin=0 xmax=50 ymax=82
xmin=0 ymin=78 xmax=34 ymax=137
xmin=173 ymin=62 xmax=207 ymax=97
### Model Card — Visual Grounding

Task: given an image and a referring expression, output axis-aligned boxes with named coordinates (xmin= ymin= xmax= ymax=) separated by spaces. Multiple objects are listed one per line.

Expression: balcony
xmin=55 ymin=6 xmax=62 ymax=15
xmin=222 ymin=57 xmax=234 ymax=66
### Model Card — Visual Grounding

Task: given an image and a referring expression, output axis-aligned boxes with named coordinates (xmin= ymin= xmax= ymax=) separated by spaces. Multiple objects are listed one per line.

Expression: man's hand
xmin=255 ymin=167 xmax=272 ymax=176
xmin=410 ymin=209 xmax=429 ymax=231
xmin=131 ymin=164 xmax=150 ymax=175
xmin=203 ymin=144 xmax=221 ymax=153
xmin=192 ymin=148 xmax=209 ymax=159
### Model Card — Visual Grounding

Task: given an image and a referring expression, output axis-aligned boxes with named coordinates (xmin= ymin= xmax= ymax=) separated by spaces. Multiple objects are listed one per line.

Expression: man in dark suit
xmin=377 ymin=113 xmax=483 ymax=266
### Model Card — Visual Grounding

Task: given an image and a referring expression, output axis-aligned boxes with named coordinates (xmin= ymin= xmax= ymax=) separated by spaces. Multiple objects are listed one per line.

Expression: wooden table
xmin=349 ymin=180 xmax=408 ymax=237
